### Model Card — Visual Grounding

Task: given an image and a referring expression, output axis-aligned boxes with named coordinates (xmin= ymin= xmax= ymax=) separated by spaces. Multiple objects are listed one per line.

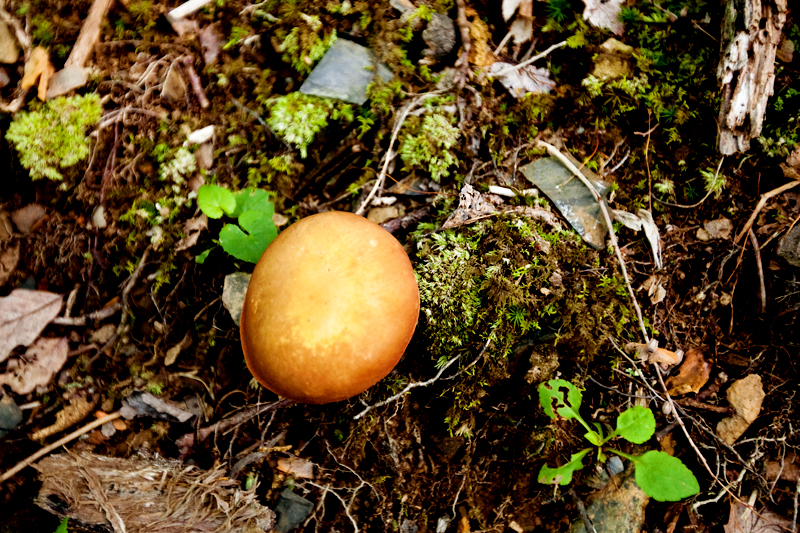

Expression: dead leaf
xmin=276 ymin=455 xmax=315 ymax=479
xmin=612 ymin=209 xmax=662 ymax=269
xmin=466 ymin=8 xmax=494 ymax=67
xmin=11 ymin=203 xmax=47 ymax=234
xmin=582 ymin=0 xmax=625 ymax=36
xmin=175 ymin=214 xmax=208 ymax=252
xmin=507 ymin=17 xmax=533 ymax=46
xmin=766 ymin=452 xmax=800 ymax=483
xmin=626 ymin=342 xmax=683 ymax=368
xmin=723 ymin=500 xmax=790 ymax=533
xmin=641 ymin=274 xmax=666 ymax=305
xmin=704 ymin=217 xmax=733 ymax=240
xmin=502 ymin=0 xmax=523 ymax=21
xmin=716 ymin=374 xmax=765 ymax=445
xmin=0 ymin=337 xmax=68 ymax=394
xmin=199 ymin=24 xmax=222 ymax=65
xmin=487 ymin=62 xmax=554 ymax=98
xmin=441 ymin=183 xmax=503 ymax=229
xmin=666 ymin=347 xmax=712 ymax=396
xmin=20 ymin=46 xmax=54 ymax=100
xmin=164 ymin=332 xmax=192 ymax=366
xmin=0 ymin=289 xmax=63 ymax=363
xmin=0 ymin=241 xmax=20 ymax=287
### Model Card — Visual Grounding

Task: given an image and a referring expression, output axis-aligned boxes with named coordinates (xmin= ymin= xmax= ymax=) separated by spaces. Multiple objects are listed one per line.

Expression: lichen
xmin=6 ymin=93 xmax=103 ymax=181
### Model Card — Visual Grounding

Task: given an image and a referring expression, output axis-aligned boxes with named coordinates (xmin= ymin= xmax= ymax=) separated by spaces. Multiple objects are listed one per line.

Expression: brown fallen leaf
xmin=276 ymin=455 xmax=315 ymax=479
xmin=723 ymin=500 xmax=790 ymax=533
xmin=0 ymin=336 xmax=68 ymax=394
xmin=716 ymin=374 xmax=765 ymax=445
xmin=765 ymin=452 xmax=800 ymax=483
xmin=175 ymin=213 xmax=208 ymax=251
xmin=0 ymin=289 xmax=63 ymax=363
xmin=666 ymin=347 xmax=712 ymax=396
xmin=20 ymin=46 xmax=54 ymax=100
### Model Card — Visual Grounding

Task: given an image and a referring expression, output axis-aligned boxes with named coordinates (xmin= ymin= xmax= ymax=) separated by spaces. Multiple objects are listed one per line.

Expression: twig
xmin=181 ymin=56 xmax=210 ymax=109
xmin=355 ymin=91 xmax=444 ymax=216
xmin=734 ymin=179 xmax=800 ymax=245
xmin=52 ymin=301 xmax=122 ymax=325
xmin=748 ymin=229 xmax=767 ymax=312
xmin=65 ymin=0 xmax=116 ymax=68
xmin=0 ymin=411 xmax=122 ymax=484
xmin=353 ymin=354 xmax=463 ymax=420
xmin=491 ymin=41 xmax=568 ymax=78
xmin=792 ymin=475 xmax=799 ymax=533
xmin=453 ymin=0 xmax=471 ymax=72
xmin=537 ymin=141 xmax=649 ymax=341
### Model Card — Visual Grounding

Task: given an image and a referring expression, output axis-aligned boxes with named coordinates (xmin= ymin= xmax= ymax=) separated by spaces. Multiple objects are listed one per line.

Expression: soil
xmin=1 ymin=0 xmax=800 ymax=532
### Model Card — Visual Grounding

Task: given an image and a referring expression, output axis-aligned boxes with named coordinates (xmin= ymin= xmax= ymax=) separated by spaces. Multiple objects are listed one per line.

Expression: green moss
xmin=275 ymin=14 xmax=337 ymax=75
xmin=6 ymin=94 xmax=103 ymax=181
xmin=400 ymin=113 xmax=460 ymax=182
xmin=266 ymin=92 xmax=353 ymax=158
xmin=414 ymin=215 xmax=637 ymax=430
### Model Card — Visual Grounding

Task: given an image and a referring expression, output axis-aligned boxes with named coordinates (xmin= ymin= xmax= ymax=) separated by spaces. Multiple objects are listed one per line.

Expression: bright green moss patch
xmin=6 ymin=94 xmax=103 ymax=181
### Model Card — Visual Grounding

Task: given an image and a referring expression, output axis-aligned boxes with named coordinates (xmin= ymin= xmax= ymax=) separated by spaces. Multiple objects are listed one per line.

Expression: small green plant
xmin=54 ymin=517 xmax=69 ymax=533
xmin=197 ymin=184 xmax=278 ymax=263
xmin=6 ymin=94 xmax=103 ymax=181
xmin=538 ymin=379 xmax=699 ymax=502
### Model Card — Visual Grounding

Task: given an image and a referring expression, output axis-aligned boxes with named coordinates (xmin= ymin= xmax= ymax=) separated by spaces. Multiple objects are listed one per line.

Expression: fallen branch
xmin=0 ymin=411 xmax=122 ymax=484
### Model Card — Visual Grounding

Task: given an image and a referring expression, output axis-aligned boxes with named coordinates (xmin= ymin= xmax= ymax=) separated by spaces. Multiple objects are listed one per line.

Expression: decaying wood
xmin=717 ymin=0 xmax=787 ymax=155
xmin=65 ymin=0 xmax=115 ymax=68
xmin=36 ymin=452 xmax=276 ymax=533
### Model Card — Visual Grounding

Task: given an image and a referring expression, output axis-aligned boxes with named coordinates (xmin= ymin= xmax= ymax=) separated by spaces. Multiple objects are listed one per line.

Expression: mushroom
xmin=240 ymin=211 xmax=420 ymax=404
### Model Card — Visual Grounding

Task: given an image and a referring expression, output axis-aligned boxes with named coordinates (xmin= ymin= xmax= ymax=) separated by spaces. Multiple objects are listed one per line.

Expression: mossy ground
xmin=1 ymin=0 xmax=799 ymax=531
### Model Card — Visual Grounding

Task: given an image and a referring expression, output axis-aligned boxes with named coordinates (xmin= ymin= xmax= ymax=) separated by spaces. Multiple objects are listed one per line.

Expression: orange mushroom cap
xmin=240 ymin=211 xmax=420 ymax=404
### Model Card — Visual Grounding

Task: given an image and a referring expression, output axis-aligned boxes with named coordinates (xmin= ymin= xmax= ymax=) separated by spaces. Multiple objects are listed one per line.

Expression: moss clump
xmin=266 ymin=92 xmax=353 ymax=158
xmin=414 ymin=215 xmax=637 ymax=430
xmin=400 ymin=112 xmax=460 ymax=182
xmin=275 ymin=13 xmax=337 ymax=76
xmin=6 ymin=93 xmax=103 ymax=181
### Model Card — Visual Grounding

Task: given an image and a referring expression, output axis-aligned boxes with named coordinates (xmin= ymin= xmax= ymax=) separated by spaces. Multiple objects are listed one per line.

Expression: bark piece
xmin=716 ymin=374 xmax=765 ymax=445
xmin=36 ymin=452 xmax=275 ymax=533
xmin=717 ymin=0 xmax=788 ymax=155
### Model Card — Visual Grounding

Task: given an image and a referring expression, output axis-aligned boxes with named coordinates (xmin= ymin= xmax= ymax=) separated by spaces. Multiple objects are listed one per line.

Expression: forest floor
xmin=1 ymin=0 xmax=799 ymax=532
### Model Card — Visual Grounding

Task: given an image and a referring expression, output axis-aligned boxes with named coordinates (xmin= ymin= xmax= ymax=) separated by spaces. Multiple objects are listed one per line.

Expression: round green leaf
xmin=219 ymin=211 xmax=278 ymax=263
xmin=616 ymin=406 xmax=656 ymax=444
xmin=197 ymin=184 xmax=236 ymax=219
xmin=231 ymin=188 xmax=274 ymax=218
xmin=633 ymin=451 xmax=699 ymax=501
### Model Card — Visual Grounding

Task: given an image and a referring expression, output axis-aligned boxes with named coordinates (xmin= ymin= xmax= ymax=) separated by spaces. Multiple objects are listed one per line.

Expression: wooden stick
xmin=733 ymin=180 xmax=800 ymax=245
xmin=65 ymin=0 xmax=116 ymax=68
xmin=0 ymin=411 xmax=122 ymax=484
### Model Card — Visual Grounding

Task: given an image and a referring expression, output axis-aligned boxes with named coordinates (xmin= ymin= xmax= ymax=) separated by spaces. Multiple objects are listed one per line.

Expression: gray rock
xmin=273 ymin=489 xmax=313 ymax=533
xmin=0 ymin=394 xmax=23 ymax=438
xmin=519 ymin=157 xmax=610 ymax=249
xmin=46 ymin=66 xmax=88 ymax=99
xmin=222 ymin=272 xmax=251 ymax=326
xmin=300 ymin=38 xmax=393 ymax=105
xmin=779 ymin=223 xmax=800 ymax=268
xmin=422 ymin=14 xmax=456 ymax=60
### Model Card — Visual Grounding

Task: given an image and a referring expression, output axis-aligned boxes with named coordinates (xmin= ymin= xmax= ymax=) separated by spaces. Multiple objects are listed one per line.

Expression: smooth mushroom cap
xmin=240 ymin=211 xmax=420 ymax=404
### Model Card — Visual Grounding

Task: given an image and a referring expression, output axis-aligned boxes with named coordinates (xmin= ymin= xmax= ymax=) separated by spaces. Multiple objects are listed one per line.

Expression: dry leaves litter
xmin=0 ymin=289 xmax=63 ymax=363
xmin=582 ymin=0 xmax=625 ymax=36
xmin=487 ymin=62 xmax=554 ymax=98
xmin=0 ymin=336 xmax=68 ymax=394
xmin=723 ymin=500 xmax=790 ymax=533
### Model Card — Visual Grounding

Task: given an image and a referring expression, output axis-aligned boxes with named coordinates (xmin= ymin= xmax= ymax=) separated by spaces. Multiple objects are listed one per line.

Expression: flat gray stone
xmin=0 ymin=394 xmax=23 ymax=438
xmin=46 ymin=66 xmax=88 ymax=99
xmin=300 ymin=38 xmax=393 ymax=105
xmin=222 ymin=272 xmax=251 ymax=326
xmin=519 ymin=157 xmax=610 ymax=249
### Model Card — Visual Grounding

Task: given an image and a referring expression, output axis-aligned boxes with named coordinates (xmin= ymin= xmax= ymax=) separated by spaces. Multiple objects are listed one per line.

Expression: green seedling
xmin=538 ymin=379 xmax=699 ymax=502
xmin=54 ymin=517 xmax=69 ymax=533
xmin=197 ymin=184 xmax=278 ymax=263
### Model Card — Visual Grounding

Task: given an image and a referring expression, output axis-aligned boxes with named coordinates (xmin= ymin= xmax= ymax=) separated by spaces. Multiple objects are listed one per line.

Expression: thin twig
xmin=537 ymin=141 xmax=649 ymax=341
xmin=0 ymin=411 xmax=122 ymax=484
xmin=748 ymin=229 xmax=767 ymax=312
xmin=653 ymin=158 xmax=725 ymax=209
xmin=52 ymin=301 xmax=122 ymax=326
xmin=355 ymin=91 xmax=444 ymax=216
xmin=353 ymin=354 xmax=463 ymax=420
xmin=734 ymin=179 xmax=800 ymax=245
xmin=491 ymin=41 xmax=568 ymax=78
